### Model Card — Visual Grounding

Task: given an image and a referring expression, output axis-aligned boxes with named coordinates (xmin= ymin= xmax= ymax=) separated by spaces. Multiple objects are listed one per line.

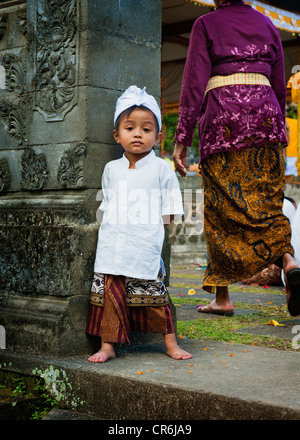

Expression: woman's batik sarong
xmin=201 ymin=144 xmax=294 ymax=293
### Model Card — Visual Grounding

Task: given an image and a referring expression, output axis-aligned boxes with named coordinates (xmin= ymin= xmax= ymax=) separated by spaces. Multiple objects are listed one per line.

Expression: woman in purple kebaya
xmin=172 ymin=0 xmax=300 ymax=316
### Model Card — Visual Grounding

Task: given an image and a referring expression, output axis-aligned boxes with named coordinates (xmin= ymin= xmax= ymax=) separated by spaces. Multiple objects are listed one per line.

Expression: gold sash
xmin=205 ymin=73 xmax=271 ymax=94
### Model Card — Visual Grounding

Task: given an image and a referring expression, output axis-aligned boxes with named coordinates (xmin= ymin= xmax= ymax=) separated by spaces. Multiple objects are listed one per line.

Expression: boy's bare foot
xmin=166 ymin=346 xmax=193 ymax=360
xmin=88 ymin=342 xmax=115 ymax=363
xmin=164 ymin=333 xmax=192 ymax=360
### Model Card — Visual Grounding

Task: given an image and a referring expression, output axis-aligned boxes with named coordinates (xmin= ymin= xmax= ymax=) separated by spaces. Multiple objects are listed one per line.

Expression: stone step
xmin=1 ymin=341 xmax=300 ymax=421
xmin=42 ymin=408 xmax=98 ymax=420
xmin=1 ymin=267 xmax=300 ymax=421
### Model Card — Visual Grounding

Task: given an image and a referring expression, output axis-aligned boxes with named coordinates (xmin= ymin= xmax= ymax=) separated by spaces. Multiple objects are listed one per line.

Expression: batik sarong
xmin=201 ymin=144 xmax=294 ymax=293
xmin=86 ymin=264 xmax=175 ymax=343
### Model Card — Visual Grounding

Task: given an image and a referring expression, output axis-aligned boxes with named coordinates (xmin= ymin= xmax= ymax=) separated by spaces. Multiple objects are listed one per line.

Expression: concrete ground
xmin=1 ymin=264 xmax=300 ymax=421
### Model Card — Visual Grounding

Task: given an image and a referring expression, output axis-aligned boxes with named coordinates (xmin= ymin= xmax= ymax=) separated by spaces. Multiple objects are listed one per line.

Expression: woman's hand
xmin=172 ymin=142 xmax=188 ymax=177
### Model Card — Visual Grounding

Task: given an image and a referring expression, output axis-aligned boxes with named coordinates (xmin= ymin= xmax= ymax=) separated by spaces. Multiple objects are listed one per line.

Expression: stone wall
xmin=0 ymin=0 xmax=162 ymax=355
xmin=169 ymin=176 xmax=206 ymax=266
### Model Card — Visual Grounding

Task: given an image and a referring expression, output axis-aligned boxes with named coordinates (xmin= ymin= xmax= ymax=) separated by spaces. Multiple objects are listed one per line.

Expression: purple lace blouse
xmin=174 ymin=0 xmax=288 ymax=163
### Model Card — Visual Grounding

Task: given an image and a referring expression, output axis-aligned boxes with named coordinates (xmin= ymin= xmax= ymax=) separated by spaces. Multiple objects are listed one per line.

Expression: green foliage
xmin=0 ymin=369 xmax=58 ymax=420
xmin=286 ymin=102 xmax=297 ymax=119
xmin=162 ymin=113 xmax=199 ymax=157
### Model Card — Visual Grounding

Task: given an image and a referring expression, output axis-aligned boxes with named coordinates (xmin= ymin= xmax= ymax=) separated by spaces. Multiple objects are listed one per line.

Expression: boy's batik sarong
xmin=201 ymin=144 xmax=294 ymax=293
xmin=86 ymin=271 xmax=175 ymax=343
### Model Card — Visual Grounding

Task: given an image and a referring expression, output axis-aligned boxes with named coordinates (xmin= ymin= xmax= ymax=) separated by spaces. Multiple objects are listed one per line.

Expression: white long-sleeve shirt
xmin=94 ymin=150 xmax=183 ymax=279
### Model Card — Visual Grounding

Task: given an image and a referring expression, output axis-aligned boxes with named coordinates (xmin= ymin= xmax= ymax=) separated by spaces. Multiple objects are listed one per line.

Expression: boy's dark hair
xmin=114 ymin=105 xmax=160 ymax=134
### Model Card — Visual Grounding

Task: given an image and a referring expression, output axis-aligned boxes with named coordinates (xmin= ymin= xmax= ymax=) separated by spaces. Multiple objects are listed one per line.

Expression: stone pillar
xmin=0 ymin=0 xmax=162 ymax=356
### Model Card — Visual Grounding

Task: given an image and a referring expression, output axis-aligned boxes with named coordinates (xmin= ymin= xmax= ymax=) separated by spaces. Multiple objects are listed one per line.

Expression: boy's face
xmin=113 ymin=108 xmax=161 ymax=163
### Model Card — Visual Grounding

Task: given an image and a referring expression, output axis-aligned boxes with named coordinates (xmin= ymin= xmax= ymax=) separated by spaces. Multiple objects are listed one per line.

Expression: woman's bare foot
xmin=164 ymin=333 xmax=192 ymax=360
xmin=198 ymin=299 xmax=234 ymax=316
xmin=198 ymin=286 xmax=234 ymax=316
xmin=88 ymin=342 xmax=115 ymax=363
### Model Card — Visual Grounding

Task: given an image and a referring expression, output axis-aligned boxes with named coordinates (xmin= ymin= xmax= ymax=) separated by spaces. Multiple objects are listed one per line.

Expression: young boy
xmin=86 ymin=86 xmax=192 ymax=362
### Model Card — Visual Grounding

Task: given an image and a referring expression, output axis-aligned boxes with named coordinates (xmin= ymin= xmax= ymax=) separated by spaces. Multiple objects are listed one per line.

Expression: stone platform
xmin=1 ymin=265 xmax=300 ymax=421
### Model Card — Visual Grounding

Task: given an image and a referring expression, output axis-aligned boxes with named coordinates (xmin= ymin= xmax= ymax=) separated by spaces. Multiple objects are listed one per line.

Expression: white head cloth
xmin=114 ymin=85 xmax=162 ymax=131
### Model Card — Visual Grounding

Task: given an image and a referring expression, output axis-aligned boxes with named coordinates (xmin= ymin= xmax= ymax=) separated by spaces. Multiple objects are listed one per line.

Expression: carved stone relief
xmin=0 ymin=157 xmax=11 ymax=192
xmin=0 ymin=51 xmax=27 ymax=147
xmin=2 ymin=52 xmax=26 ymax=95
xmin=20 ymin=148 xmax=48 ymax=190
xmin=33 ymin=0 xmax=78 ymax=121
xmin=0 ymin=1 xmax=82 ymax=192
xmin=57 ymin=143 xmax=86 ymax=188
xmin=0 ymin=5 xmax=27 ymax=193
xmin=16 ymin=9 xmax=26 ymax=35
xmin=0 ymin=13 xmax=8 ymax=40
xmin=0 ymin=98 xmax=26 ymax=146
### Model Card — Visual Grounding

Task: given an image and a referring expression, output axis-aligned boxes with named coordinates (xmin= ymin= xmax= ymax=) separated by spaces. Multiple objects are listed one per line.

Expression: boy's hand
xmin=162 ymin=214 xmax=174 ymax=227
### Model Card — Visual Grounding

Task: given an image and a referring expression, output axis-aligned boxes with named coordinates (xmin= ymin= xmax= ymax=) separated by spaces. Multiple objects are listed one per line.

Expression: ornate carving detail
xmin=16 ymin=9 xmax=27 ymax=35
xmin=0 ymin=158 xmax=11 ymax=192
xmin=20 ymin=148 xmax=48 ymax=190
xmin=0 ymin=13 xmax=8 ymax=40
xmin=0 ymin=98 xmax=26 ymax=146
xmin=1 ymin=53 xmax=26 ymax=95
xmin=0 ymin=51 xmax=27 ymax=146
xmin=57 ymin=143 xmax=86 ymax=188
xmin=33 ymin=0 xmax=78 ymax=121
